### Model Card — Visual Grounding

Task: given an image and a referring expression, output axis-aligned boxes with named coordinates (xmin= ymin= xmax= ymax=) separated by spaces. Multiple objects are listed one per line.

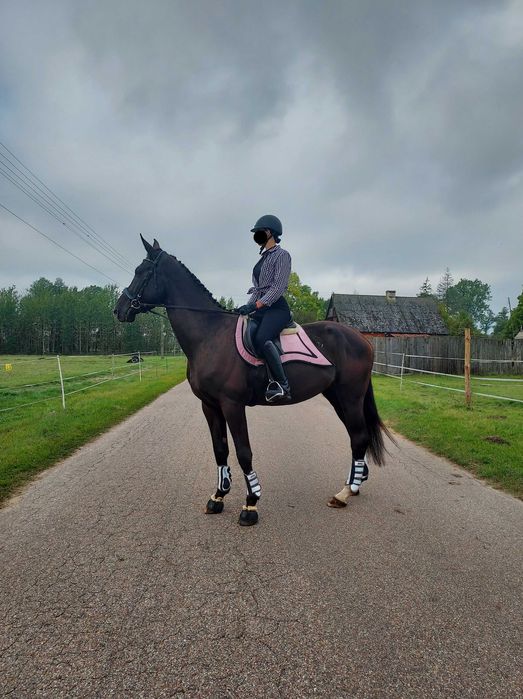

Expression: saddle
xmin=235 ymin=316 xmax=332 ymax=367
xmin=242 ymin=316 xmax=299 ymax=357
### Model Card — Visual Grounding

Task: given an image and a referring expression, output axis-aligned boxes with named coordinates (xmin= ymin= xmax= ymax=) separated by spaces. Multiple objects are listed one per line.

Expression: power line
xmin=0 ymin=161 xmax=132 ymax=274
xmin=0 ymin=201 xmax=121 ymax=285
xmin=0 ymin=141 xmax=134 ymax=268
xmin=0 ymin=141 xmax=133 ymax=266
xmin=0 ymin=153 xmax=131 ymax=271
xmin=0 ymin=148 xmax=132 ymax=271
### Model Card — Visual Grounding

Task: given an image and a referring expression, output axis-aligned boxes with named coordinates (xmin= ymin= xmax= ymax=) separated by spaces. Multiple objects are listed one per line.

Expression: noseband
xmin=122 ymin=251 xmax=166 ymax=311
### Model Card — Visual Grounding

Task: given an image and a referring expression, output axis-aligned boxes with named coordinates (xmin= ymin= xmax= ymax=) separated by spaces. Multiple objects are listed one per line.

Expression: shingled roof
xmin=326 ymin=292 xmax=449 ymax=335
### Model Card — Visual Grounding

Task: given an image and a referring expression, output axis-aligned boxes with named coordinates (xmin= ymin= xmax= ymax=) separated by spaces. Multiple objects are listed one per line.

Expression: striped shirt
xmin=247 ymin=245 xmax=292 ymax=307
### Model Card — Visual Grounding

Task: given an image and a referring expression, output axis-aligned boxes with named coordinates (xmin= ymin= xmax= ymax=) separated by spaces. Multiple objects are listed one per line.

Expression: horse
xmin=114 ymin=235 xmax=391 ymax=526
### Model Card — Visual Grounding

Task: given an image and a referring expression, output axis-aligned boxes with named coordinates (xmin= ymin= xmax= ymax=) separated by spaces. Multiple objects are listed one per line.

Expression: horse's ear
xmin=140 ymin=234 xmax=154 ymax=256
xmin=153 ymin=238 xmax=161 ymax=250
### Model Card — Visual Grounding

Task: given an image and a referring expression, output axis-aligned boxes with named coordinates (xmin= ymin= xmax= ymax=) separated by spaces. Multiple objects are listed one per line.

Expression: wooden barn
xmin=325 ymin=290 xmax=449 ymax=337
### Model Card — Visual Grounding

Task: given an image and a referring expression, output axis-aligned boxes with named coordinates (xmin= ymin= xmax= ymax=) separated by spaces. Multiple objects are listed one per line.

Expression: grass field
xmin=0 ymin=354 xmax=187 ymax=505
xmin=372 ymin=373 xmax=523 ymax=498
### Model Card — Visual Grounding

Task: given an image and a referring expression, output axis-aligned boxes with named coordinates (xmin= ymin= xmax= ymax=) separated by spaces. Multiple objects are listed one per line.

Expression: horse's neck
xmin=164 ymin=258 xmax=227 ymax=359
xmin=164 ymin=257 xmax=220 ymax=310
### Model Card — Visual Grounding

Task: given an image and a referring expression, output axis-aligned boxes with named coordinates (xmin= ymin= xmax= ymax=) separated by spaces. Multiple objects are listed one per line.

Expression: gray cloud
xmin=0 ymin=0 xmax=521 ymax=313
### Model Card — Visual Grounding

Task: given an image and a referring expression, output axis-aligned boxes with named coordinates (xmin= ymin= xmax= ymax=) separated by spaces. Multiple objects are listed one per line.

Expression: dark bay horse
xmin=114 ymin=236 xmax=390 ymax=525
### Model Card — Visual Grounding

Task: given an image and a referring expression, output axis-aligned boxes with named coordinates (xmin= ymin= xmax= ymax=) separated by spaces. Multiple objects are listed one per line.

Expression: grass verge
xmin=0 ymin=355 xmax=187 ymax=505
xmin=372 ymin=374 xmax=523 ymax=499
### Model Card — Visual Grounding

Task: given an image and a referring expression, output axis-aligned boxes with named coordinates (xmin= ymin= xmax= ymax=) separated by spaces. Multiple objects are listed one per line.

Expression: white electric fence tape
xmin=0 ymin=358 xmax=164 ymax=413
xmin=373 ymin=359 xmax=523 ymax=403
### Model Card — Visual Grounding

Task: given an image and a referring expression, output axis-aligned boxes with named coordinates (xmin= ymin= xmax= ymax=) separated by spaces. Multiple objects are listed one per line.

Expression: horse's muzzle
xmin=113 ymin=296 xmax=137 ymax=323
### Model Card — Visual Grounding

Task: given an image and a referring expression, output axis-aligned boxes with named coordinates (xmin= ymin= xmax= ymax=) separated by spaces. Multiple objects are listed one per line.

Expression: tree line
xmin=0 ymin=272 xmax=328 ymax=355
xmin=0 ymin=278 xmax=177 ymax=356
xmin=417 ymin=269 xmax=522 ymax=338
xmin=4 ymin=269 xmax=517 ymax=356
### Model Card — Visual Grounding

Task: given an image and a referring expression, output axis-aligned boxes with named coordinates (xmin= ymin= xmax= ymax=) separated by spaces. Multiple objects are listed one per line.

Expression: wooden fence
xmin=369 ymin=336 xmax=523 ymax=376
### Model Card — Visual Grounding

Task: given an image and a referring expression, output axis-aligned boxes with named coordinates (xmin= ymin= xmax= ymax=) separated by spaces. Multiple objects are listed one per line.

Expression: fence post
xmin=111 ymin=353 xmax=115 ymax=378
xmin=138 ymin=351 xmax=142 ymax=382
xmin=464 ymin=328 xmax=471 ymax=408
xmin=400 ymin=353 xmax=405 ymax=390
xmin=56 ymin=355 xmax=66 ymax=409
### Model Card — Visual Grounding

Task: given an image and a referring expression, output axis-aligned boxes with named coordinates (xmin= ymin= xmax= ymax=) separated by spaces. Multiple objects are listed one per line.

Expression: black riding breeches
xmin=252 ymin=301 xmax=292 ymax=356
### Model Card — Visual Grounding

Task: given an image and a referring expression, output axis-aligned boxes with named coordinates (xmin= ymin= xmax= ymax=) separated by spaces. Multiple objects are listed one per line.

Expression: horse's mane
xmin=168 ymin=253 xmax=227 ymax=310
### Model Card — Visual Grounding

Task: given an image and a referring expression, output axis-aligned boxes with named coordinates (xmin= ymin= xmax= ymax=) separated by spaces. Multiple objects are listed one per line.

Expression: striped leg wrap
xmin=346 ymin=459 xmax=369 ymax=494
xmin=245 ymin=470 xmax=261 ymax=499
xmin=217 ymin=465 xmax=232 ymax=494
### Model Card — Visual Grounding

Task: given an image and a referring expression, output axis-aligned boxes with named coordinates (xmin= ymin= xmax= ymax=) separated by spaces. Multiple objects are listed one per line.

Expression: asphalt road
xmin=1 ymin=381 xmax=521 ymax=698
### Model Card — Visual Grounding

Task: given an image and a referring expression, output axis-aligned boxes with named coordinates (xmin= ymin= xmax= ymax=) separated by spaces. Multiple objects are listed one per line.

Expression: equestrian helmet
xmin=251 ymin=214 xmax=283 ymax=243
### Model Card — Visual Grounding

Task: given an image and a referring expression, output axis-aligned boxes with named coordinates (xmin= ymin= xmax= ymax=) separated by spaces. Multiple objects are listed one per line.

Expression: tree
xmin=417 ymin=278 xmax=434 ymax=298
xmin=436 ymin=268 xmax=454 ymax=310
xmin=439 ymin=306 xmax=479 ymax=336
xmin=503 ymin=291 xmax=523 ymax=339
xmin=284 ymin=272 xmax=327 ymax=324
xmin=18 ymin=277 xmax=56 ymax=354
xmin=218 ymin=296 xmax=235 ymax=311
xmin=492 ymin=307 xmax=509 ymax=337
xmin=446 ymin=278 xmax=493 ymax=333
xmin=0 ymin=286 xmax=19 ymax=353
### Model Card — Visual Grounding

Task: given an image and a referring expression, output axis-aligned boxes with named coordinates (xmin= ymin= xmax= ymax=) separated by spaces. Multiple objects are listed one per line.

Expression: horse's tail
xmin=364 ymin=379 xmax=395 ymax=466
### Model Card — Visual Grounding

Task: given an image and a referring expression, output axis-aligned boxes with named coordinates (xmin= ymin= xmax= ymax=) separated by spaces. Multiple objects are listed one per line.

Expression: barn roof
xmin=327 ymin=293 xmax=449 ymax=335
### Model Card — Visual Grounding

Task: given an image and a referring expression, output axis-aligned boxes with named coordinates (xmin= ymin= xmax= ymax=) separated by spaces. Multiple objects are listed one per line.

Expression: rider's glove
xmin=237 ymin=302 xmax=257 ymax=315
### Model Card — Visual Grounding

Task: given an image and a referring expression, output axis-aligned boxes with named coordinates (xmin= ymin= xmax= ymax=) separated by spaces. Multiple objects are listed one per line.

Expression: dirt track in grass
xmin=1 ymin=380 xmax=521 ymax=698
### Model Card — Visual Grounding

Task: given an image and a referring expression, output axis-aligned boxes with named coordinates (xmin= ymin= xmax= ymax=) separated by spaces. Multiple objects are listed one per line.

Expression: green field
xmin=372 ymin=373 xmax=523 ymax=498
xmin=0 ymin=354 xmax=187 ymax=505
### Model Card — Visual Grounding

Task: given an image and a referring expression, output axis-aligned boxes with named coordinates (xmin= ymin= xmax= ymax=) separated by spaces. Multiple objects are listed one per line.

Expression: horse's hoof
xmin=205 ymin=498 xmax=224 ymax=514
xmin=239 ymin=508 xmax=258 ymax=526
xmin=327 ymin=496 xmax=347 ymax=508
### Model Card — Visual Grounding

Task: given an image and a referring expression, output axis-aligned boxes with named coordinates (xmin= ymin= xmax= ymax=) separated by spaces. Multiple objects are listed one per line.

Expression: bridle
xmin=122 ymin=251 xmax=235 ymax=317
xmin=123 ymin=250 xmax=166 ymax=311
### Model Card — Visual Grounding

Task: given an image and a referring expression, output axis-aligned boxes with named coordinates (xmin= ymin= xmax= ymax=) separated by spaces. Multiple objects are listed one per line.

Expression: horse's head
xmin=114 ymin=235 xmax=169 ymax=322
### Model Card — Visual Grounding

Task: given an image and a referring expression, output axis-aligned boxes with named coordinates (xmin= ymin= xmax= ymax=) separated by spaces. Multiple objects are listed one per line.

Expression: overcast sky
xmin=0 ymin=0 xmax=522 ymax=312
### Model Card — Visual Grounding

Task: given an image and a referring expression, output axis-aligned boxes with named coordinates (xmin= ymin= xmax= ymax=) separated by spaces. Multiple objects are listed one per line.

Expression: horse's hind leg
xmin=202 ymin=400 xmax=231 ymax=514
xmin=323 ymin=385 xmax=370 ymax=508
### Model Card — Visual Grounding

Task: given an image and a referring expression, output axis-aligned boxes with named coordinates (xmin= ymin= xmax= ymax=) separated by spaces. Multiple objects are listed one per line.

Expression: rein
xmin=123 ymin=251 xmax=237 ymax=317
xmin=139 ymin=303 xmax=236 ymax=316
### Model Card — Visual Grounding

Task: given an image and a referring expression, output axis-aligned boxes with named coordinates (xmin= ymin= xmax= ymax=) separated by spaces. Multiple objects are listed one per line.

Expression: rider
xmin=237 ymin=215 xmax=293 ymax=403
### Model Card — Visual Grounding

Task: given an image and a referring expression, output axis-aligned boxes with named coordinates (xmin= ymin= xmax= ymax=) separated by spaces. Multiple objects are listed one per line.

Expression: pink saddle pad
xmin=235 ymin=316 xmax=332 ymax=367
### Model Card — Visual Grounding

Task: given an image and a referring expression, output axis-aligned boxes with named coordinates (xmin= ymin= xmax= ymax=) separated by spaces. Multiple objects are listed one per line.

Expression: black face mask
xmin=253 ymin=229 xmax=269 ymax=245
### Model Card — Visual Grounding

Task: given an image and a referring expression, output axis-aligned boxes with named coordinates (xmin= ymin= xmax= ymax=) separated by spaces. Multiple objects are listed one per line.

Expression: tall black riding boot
xmin=262 ymin=340 xmax=292 ymax=403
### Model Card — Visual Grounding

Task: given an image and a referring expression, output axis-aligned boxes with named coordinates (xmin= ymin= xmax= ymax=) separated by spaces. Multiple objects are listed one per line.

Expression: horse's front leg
xmin=220 ymin=399 xmax=260 ymax=526
xmin=202 ymin=400 xmax=231 ymax=515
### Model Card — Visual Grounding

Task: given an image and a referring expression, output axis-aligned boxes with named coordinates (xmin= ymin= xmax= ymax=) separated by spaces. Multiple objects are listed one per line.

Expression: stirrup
xmin=265 ymin=381 xmax=291 ymax=403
